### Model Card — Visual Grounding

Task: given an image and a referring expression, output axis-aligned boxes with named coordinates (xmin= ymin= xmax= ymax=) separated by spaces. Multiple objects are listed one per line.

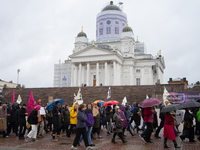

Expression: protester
xmin=153 ymin=106 xmax=158 ymax=129
xmin=67 ymin=102 xmax=78 ymax=137
xmin=85 ymin=104 xmax=95 ymax=146
xmin=52 ymin=101 xmax=61 ymax=141
xmin=124 ymin=105 xmax=135 ymax=134
xmin=37 ymin=99 xmax=45 ymax=138
xmin=132 ymin=103 xmax=141 ymax=133
xmin=92 ymin=104 xmax=102 ymax=139
xmin=46 ymin=109 xmax=53 ymax=134
xmin=175 ymin=110 xmax=184 ymax=133
xmin=25 ymin=105 xmax=41 ymax=142
xmin=196 ymin=108 xmax=200 ymax=144
xmin=6 ymin=102 xmax=11 ymax=137
xmin=120 ymin=105 xmax=134 ymax=137
xmin=180 ymin=108 xmax=195 ymax=142
xmin=0 ymin=104 xmax=8 ymax=138
xmin=99 ymin=104 xmax=106 ymax=129
xmin=63 ymin=104 xmax=70 ymax=136
xmin=8 ymin=103 xmax=18 ymax=136
xmin=111 ymin=106 xmax=127 ymax=144
xmin=71 ymin=104 xmax=93 ymax=150
xmin=163 ymin=112 xmax=180 ymax=148
xmin=142 ymin=107 xmax=154 ymax=143
xmin=155 ymin=100 xmax=169 ymax=138
xmin=18 ymin=104 xmax=28 ymax=139
xmin=105 ymin=104 xmax=113 ymax=135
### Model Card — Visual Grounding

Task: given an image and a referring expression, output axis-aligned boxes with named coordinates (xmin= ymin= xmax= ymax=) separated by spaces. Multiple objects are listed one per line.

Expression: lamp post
xmin=17 ymin=69 xmax=20 ymax=84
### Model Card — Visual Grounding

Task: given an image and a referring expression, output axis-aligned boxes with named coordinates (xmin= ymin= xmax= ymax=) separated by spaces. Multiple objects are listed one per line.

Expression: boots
xmin=164 ymin=138 xmax=170 ymax=148
xmin=128 ymin=129 xmax=135 ymax=136
xmin=111 ymin=138 xmax=117 ymax=144
xmin=173 ymin=140 xmax=181 ymax=149
xmin=52 ymin=134 xmax=58 ymax=141
xmin=122 ymin=139 xmax=127 ymax=143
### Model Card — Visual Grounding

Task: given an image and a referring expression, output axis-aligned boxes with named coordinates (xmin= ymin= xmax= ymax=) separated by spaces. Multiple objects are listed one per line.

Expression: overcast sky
xmin=0 ymin=0 xmax=200 ymax=88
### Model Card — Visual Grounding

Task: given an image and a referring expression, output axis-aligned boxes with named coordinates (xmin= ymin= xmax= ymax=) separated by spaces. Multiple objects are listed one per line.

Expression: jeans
xmin=107 ymin=119 xmax=112 ymax=133
xmin=134 ymin=120 xmax=140 ymax=133
xmin=86 ymin=126 xmax=93 ymax=145
xmin=141 ymin=128 xmax=147 ymax=137
xmin=141 ymin=122 xmax=146 ymax=129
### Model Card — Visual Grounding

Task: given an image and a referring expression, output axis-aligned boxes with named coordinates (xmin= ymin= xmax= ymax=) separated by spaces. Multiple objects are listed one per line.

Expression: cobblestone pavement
xmin=0 ymin=127 xmax=199 ymax=150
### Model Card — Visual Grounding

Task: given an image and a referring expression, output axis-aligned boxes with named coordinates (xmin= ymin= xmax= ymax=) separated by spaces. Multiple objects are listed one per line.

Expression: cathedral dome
xmin=77 ymin=27 xmax=87 ymax=38
xmin=123 ymin=25 xmax=133 ymax=32
xmin=102 ymin=1 xmax=121 ymax=12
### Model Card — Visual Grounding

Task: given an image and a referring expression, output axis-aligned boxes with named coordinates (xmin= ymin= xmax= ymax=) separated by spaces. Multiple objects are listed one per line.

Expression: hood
xmin=125 ymin=105 xmax=129 ymax=110
xmin=37 ymin=99 xmax=42 ymax=105
xmin=120 ymin=105 xmax=125 ymax=111
xmin=12 ymin=103 xmax=17 ymax=110
xmin=35 ymin=105 xmax=41 ymax=111
xmin=115 ymin=106 xmax=120 ymax=114
xmin=2 ymin=104 xmax=7 ymax=111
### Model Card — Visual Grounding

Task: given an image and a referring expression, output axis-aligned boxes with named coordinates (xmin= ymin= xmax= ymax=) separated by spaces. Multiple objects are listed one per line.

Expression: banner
xmin=168 ymin=92 xmax=200 ymax=104
xmin=107 ymin=87 xmax=111 ymax=99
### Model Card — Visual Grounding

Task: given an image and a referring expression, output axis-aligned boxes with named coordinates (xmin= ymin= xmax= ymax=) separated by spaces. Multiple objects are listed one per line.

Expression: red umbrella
xmin=140 ymin=98 xmax=162 ymax=108
xmin=104 ymin=100 xmax=119 ymax=106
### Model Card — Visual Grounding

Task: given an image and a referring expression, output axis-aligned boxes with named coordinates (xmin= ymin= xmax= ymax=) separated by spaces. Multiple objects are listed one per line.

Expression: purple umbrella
xmin=140 ymin=98 xmax=162 ymax=108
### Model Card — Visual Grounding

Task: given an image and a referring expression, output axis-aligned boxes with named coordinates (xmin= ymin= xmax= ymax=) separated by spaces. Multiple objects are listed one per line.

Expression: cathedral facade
xmin=54 ymin=1 xmax=165 ymax=87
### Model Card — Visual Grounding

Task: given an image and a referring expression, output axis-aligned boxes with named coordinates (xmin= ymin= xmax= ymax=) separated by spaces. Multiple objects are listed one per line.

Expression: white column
xmin=130 ymin=66 xmax=133 ymax=85
xmin=78 ymin=63 xmax=82 ymax=86
xmin=74 ymin=64 xmax=77 ymax=86
xmin=133 ymin=67 xmax=135 ymax=85
xmin=96 ymin=62 xmax=99 ymax=86
xmin=71 ymin=63 xmax=74 ymax=86
xmin=87 ymin=62 xmax=90 ymax=86
xmin=104 ymin=61 xmax=108 ymax=86
xmin=113 ymin=61 xmax=116 ymax=85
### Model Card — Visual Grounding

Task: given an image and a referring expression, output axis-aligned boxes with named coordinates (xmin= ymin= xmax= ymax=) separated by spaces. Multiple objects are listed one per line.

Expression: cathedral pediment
xmin=70 ymin=46 xmax=116 ymax=58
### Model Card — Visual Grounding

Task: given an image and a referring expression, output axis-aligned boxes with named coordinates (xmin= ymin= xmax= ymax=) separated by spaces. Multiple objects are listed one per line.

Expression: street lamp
xmin=17 ymin=69 xmax=20 ymax=84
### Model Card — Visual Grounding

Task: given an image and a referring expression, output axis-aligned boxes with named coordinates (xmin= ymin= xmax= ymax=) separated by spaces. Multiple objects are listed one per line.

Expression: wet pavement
xmin=0 ymin=126 xmax=199 ymax=150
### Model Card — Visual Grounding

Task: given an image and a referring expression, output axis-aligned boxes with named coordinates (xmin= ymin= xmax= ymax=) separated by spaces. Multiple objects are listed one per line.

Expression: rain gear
xmin=70 ymin=103 xmax=77 ymax=124
xmin=113 ymin=108 xmax=123 ymax=133
xmin=120 ymin=105 xmax=128 ymax=128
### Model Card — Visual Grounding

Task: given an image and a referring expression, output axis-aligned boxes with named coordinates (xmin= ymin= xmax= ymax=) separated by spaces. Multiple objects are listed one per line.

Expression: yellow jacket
xmin=70 ymin=103 xmax=77 ymax=124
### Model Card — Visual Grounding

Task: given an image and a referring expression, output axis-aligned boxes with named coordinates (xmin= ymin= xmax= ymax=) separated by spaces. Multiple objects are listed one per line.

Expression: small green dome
xmin=102 ymin=1 xmax=121 ymax=12
xmin=123 ymin=26 xmax=133 ymax=32
xmin=77 ymin=32 xmax=87 ymax=38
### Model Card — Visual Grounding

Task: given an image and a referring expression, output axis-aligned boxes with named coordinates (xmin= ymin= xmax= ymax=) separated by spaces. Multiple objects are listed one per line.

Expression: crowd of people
xmin=0 ymin=99 xmax=200 ymax=150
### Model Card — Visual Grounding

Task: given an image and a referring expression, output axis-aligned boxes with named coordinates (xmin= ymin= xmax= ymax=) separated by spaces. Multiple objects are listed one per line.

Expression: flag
xmin=16 ymin=94 xmax=22 ymax=104
xmin=75 ymin=88 xmax=83 ymax=105
xmin=107 ymin=87 xmax=111 ymax=99
xmin=146 ymin=95 xmax=149 ymax=99
xmin=163 ymin=86 xmax=169 ymax=102
xmin=26 ymin=90 xmax=35 ymax=116
xmin=12 ymin=90 xmax=15 ymax=103
xmin=122 ymin=97 xmax=127 ymax=105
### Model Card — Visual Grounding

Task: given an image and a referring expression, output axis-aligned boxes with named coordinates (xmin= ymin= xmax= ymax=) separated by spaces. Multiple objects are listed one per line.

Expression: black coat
xmin=159 ymin=104 xmax=166 ymax=121
xmin=28 ymin=109 xmax=38 ymax=124
xmin=7 ymin=106 xmax=11 ymax=122
xmin=63 ymin=108 xmax=70 ymax=126
xmin=10 ymin=108 xmax=18 ymax=123
xmin=18 ymin=107 xmax=27 ymax=124
xmin=132 ymin=107 xmax=140 ymax=121
xmin=52 ymin=105 xmax=60 ymax=121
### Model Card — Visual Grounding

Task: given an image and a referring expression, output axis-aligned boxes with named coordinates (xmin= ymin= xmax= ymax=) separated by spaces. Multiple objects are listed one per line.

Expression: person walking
xmin=46 ymin=109 xmax=53 ymax=134
xmin=163 ymin=112 xmax=181 ymax=149
xmin=196 ymin=108 xmax=200 ymax=144
xmin=0 ymin=104 xmax=8 ymax=138
xmin=63 ymin=104 xmax=70 ymax=136
xmin=71 ymin=104 xmax=93 ymax=150
xmin=105 ymin=104 xmax=113 ymax=135
xmin=180 ymin=108 xmax=195 ymax=142
xmin=92 ymin=104 xmax=102 ymax=139
xmin=8 ymin=103 xmax=18 ymax=136
xmin=25 ymin=105 xmax=41 ymax=142
xmin=111 ymin=106 xmax=127 ymax=144
xmin=18 ymin=104 xmax=28 ymax=139
xmin=52 ymin=101 xmax=61 ymax=141
xmin=131 ymin=103 xmax=141 ymax=133
xmin=37 ymin=99 xmax=45 ymax=138
xmin=142 ymin=107 xmax=154 ymax=143
xmin=67 ymin=102 xmax=78 ymax=137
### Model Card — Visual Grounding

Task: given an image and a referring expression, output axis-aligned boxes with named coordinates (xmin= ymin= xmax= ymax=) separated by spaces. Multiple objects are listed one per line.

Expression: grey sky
xmin=0 ymin=0 xmax=200 ymax=88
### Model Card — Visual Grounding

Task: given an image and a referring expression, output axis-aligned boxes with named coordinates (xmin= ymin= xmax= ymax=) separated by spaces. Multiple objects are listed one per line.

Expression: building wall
xmin=1 ymin=84 xmax=186 ymax=106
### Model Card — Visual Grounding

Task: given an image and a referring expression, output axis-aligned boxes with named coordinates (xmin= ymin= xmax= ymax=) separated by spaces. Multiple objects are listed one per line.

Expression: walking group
xmin=0 ymin=98 xmax=200 ymax=150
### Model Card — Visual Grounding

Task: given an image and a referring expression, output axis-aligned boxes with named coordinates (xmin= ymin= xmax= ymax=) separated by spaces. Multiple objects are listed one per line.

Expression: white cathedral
xmin=54 ymin=1 xmax=165 ymax=87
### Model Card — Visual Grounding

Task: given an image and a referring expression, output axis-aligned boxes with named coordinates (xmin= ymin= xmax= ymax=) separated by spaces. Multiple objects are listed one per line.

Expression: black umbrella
xmin=196 ymin=99 xmax=200 ymax=103
xmin=181 ymin=101 xmax=200 ymax=109
xmin=161 ymin=104 xmax=183 ymax=113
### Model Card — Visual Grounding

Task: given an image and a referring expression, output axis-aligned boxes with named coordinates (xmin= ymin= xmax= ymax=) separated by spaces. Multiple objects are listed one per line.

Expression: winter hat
xmin=37 ymin=99 xmax=42 ymax=105
xmin=23 ymin=104 xmax=27 ymax=107
xmin=35 ymin=105 xmax=41 ymax=111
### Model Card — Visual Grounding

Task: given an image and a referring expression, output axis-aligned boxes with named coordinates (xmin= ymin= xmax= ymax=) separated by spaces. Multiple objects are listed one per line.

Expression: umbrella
xmin=46 ymin=99 xmax=65 ymax=111
xmin=140 ymin=98 xmax=162 ymax=108
xmin=181 ymin=101 xmax=200 ymax=109
xmin=161 ymin=104 xmax=183 ymax=113
xmin=93 ymin=100 xmax=104 ymax=106
xmin=104 ymin=100 xmax=118 ymax=106
xmin=196 ymin=99 xmax=200 ymax=103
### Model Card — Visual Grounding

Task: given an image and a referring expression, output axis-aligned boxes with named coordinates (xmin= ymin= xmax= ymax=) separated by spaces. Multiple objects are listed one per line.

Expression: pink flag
xmin=26 ymin=90 xmax=35 ymax=116
xmin=12 ymin=90 xmax=15 ymax=104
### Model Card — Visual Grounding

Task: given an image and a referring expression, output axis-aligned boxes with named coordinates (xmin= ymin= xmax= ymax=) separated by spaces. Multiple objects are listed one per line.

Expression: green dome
xmin=77 ymin=32 xmax=87 ymax=38
xmin=102 ymin=1 xmax=121 ymax=12
xmin=123 ymin=26 xmax=133 ymax=32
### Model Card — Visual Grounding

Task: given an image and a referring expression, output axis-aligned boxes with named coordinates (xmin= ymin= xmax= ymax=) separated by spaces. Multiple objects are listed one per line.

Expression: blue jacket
xmin=130 ymin=104 xmax=135 ymax=113
xmin=76 ymin=110 xmax=87 ymax=128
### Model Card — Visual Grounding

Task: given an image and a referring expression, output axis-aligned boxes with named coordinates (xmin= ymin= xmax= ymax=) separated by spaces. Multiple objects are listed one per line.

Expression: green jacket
xmin=197 ymin=110 xmax=200 ymax=122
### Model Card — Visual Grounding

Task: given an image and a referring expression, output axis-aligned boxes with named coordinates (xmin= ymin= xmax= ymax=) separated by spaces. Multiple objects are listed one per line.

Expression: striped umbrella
xmin=93 ymin=100 xmax=104 ymax=106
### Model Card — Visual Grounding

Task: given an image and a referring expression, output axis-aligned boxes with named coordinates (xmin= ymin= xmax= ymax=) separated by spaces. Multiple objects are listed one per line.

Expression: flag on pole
xmin=26 ymin=90 xmax=35 ymax=116
xmin=107 ymin=87 xmax=111 ymax=99
xmin=163 ymin=86 xmax=170 ymax=102
xmin=12 ymin=90 xmax=15 ymax=103
xmin=122 ymin=96 xmax=127 ymax=105
xmin=75 ymin=88 xmax=83 ymax=105
xmin=16 ymin=94 xmax=22 ymax=104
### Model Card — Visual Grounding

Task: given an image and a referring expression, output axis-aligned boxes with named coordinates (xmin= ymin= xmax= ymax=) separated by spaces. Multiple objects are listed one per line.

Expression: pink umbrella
xmin=140 ymin=98 xmax=162 ymax=108
xmin=12 ymin=90 xmax=15 ymax=104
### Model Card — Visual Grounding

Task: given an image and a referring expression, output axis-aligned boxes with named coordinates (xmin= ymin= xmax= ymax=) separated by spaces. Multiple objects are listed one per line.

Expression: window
xmin=99 ymin=28 xmax=103 ymax=35
xmin=106 ymin=27 xmax=111 ymax=34
xmin=115 ymin=21 xmax=119 ymax=24
xmin=100 ymin=22 xmax=103 ymax=25
xmin=93 ymin=75 xmax=96 ymax=80
xmin=136 ymin=69 xmax=140 ymax=73
xmin=115 ymin=27 xmax=119 ymax=34
xmin=136 ymin=78 xmax=140 ymax=85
